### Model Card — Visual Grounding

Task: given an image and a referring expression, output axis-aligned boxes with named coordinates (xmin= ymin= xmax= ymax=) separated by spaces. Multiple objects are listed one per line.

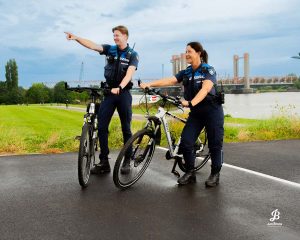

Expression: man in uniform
xmin=65 ymin=25 xmax=139 ymax=174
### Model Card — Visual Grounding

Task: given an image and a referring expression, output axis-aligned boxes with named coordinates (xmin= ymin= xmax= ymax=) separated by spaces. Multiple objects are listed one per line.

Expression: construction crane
xmin=291 ymin=53 xmax=300 ymax=59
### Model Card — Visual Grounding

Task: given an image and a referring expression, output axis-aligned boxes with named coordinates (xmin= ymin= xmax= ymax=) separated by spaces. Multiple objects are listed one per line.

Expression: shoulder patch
xmin=208 ymin=68 xmax=215 ymax=75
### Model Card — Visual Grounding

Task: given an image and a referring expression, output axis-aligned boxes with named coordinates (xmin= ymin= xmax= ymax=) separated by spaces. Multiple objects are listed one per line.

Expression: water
xmin=132 ymin=92 xmax=300 ymax=119
xmin=223 ymin=92 xmax=300 ymax=119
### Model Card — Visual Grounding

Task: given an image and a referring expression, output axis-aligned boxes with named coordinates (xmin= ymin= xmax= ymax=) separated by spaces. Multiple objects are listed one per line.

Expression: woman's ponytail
xmin=201 ymin=49 xmax=208 ymax=63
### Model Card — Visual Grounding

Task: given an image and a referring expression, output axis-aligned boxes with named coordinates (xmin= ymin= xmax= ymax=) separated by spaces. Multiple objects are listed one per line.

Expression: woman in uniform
xmin=140 ymin=41 xmax=224 ymax=187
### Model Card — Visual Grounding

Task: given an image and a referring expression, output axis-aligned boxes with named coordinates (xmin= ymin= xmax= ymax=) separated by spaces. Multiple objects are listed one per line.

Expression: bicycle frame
xmin=151 ymin=106 xmax=186 ymax=157
xmin=142 ymin=88 xmax=207 ymax=178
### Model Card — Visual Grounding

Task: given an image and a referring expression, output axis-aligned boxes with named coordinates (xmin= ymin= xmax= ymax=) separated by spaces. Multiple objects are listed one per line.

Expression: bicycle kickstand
xmin=171 ymin=158 xmax=180 ymax=178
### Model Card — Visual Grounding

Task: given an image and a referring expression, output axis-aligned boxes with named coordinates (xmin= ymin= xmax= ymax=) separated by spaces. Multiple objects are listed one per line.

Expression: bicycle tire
xmin=113 ymin=128 xmax=156 ymax=189
xmin=177 ymin=128 xmax=210 ymax=172
xmin=78 ymin=123 xmax=93 ymax=188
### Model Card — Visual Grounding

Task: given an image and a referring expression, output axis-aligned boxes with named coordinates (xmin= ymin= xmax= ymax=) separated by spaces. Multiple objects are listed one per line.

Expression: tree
xmin=26 ymin=83 xmax=51 ymax=103
xmin=5 ymin=59 xmax=18 ymax=91
xmin=53 ymin=81 xmax=70 ymax=103
xmin=0 ymin=81 xmax=7 ymax=104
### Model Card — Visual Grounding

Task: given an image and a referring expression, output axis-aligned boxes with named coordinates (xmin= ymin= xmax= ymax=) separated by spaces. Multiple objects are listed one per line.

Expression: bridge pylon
xmin=232 ymin=53 xmax=254 ymax=94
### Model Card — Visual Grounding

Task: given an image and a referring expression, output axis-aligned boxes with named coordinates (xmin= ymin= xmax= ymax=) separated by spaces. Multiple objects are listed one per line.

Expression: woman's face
xmin=185 ymin=45 xmax=200 ymax=64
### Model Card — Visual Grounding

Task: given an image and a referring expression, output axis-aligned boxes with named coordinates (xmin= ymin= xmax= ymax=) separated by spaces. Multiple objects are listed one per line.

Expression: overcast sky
xmin=0 ymin=0 xmax=300 ymax=87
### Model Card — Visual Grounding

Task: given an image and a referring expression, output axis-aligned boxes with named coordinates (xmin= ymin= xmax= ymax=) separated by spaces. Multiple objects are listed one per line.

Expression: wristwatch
xmin=118 ymin=85 xmax=123 ymax=92
xmin=188 ymin=101 xmax=193 ymax=108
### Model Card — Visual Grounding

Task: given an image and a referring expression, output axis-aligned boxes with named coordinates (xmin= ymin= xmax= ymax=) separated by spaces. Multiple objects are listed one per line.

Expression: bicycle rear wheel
xmin=177 ymin=128 xmax=210 ymax=172
xmin=78 ymin=123 xmax=93 ymax=188
xmin=113 ymin=128 xmax=156 ymax=189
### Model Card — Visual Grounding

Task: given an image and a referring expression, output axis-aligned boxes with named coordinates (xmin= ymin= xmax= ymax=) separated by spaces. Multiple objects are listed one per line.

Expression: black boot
xmin=205 ymin=166 xmax=221 ymax=187
xmin=91 ymin=159 xmax=111 ymax=174
xmin=177 ymin=171 xmax=196 ymax=185
xmin=120 ymin=158 xmax=131 ymax=175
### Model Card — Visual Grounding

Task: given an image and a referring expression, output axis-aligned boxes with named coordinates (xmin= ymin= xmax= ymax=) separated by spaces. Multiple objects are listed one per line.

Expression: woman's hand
xmin=181 ymin=100 xmax=189 ymax=107
xmin=139 ymin=83 xmax=151 ymax=89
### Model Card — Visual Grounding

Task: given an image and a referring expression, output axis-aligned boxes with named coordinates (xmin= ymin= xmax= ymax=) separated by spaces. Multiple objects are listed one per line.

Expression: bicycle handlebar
xmin=137 ymin=79 xmax=183 ymax=108
xmin=64 ymin=82 xmax=111 ymax=96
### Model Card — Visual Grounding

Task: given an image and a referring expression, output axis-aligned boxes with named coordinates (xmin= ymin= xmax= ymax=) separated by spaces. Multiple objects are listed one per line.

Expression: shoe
xmin=91 ymin=162 xmax=111 ymax=174
xmin=177 ymin=171 xmax=196 ymax=185
xmin=205 ymin=173 xmax=220 ymax=187
xmin=120 ymin=162 xmax=130 ymax=175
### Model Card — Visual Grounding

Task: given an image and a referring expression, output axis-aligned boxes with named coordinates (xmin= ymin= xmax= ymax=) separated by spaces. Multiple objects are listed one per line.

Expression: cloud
xmin=0 ymin=0 xmax=300 ymax=86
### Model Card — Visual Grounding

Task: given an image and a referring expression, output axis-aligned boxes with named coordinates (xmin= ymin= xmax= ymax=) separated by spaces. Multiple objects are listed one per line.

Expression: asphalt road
xmin=0 ymin=140 xmax=299 ymax=240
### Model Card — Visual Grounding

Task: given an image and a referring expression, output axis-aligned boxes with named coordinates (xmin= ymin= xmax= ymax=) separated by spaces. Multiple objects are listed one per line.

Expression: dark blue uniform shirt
xmin=100 ymin=44 xmax=139 ymax=88
xmin=175 ymin=63 xmax=216 ymax=102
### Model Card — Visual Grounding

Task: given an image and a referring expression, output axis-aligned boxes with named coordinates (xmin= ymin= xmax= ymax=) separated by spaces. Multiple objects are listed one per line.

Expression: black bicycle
xmin=65 ymin=82 xmax=110 ymax=188
xmin=113 ymin=84 xmax=210 ymax=189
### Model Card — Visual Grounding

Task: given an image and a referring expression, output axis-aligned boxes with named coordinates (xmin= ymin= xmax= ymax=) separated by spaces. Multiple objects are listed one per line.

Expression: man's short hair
xmin=112 ymin=25 xmax=129 ymax=37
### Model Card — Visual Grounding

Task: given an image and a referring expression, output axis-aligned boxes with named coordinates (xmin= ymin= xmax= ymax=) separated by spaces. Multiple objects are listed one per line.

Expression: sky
xmin=0 ymin=0 xmax=300 ymax=87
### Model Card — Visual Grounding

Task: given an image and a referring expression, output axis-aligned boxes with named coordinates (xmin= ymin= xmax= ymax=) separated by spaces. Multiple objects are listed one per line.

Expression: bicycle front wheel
xmin=78 ymin=123 xmax=93 ymax=188
xmin=113 ymin=128 xmax=156 ymax=189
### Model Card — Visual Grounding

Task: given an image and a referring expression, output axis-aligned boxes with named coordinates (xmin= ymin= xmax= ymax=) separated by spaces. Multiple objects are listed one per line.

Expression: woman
xmin=140 ymin=42 xmax=224 ymax=187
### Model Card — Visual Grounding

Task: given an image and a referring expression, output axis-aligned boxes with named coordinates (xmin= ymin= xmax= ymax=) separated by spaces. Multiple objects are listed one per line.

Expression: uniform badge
xmin=208 ymin=68 xmax=215 ymax=75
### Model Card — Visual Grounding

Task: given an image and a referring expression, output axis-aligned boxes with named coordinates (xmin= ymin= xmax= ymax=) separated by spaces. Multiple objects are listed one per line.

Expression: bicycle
xmin=113 ymin=83 xmax=210 ymax=189
xmin=65 ymin=82 xmax=110 ymax=188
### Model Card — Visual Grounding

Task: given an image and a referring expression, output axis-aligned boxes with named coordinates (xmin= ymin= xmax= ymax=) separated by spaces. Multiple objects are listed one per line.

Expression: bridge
xmin=44 ymin=75 xmax=297 ymax=88
xmin=44 ymin=76 xmax=297 ymax=96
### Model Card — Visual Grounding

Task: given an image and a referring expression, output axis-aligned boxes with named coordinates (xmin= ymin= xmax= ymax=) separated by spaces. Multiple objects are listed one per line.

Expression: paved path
xmin=0 ymin=140 xmax=299 ymax=240
xmin=53 ymin=105 xmax=146 ymax=121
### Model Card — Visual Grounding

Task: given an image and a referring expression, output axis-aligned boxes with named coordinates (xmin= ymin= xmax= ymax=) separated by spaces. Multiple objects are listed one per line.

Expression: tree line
xmin=0 ymin=59 xmax=89 ymax=105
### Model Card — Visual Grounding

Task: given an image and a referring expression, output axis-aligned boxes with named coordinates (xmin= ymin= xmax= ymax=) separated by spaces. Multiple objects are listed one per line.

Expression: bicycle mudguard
xmin=155 ymin=125 xmax=161 ymax=145
xmin=147 ymin=116 xmax=161 ymax=145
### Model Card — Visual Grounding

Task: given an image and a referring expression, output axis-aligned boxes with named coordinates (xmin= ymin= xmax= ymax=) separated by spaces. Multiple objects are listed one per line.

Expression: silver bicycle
xmin=113 ymin=85 xmax=210 ymax=189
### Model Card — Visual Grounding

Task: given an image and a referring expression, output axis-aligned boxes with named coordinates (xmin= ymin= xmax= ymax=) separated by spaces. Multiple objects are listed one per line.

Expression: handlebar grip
xmin=138 ymin=79 xmax=141 ymax=86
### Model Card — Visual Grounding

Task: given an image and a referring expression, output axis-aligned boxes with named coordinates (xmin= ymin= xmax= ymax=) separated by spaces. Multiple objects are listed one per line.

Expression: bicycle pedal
xmin=75 ymin=135 xmax=81 ymax=140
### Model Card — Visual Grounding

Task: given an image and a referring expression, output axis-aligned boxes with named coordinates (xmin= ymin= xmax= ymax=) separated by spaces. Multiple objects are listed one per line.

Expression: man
xmin=65 ymin=25 xmax=139 ymax=174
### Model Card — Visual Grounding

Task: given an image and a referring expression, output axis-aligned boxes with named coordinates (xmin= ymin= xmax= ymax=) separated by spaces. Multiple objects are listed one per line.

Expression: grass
xmin=0 ymin=105 xmax=146 ymax=155
xmin=0 ymin=105 xmax=299 ymax=155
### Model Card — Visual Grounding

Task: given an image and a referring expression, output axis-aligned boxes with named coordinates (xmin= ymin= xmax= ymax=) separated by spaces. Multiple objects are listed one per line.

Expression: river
xmin=132 ymin=92 xmax=300 ymax=119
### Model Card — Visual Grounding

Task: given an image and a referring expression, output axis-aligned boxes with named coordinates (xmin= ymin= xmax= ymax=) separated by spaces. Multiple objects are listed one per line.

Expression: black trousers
xmin=97 ymin=90 xmax=132 ymax=161
xmin=180 ymin=102 xmax=224 ymax=171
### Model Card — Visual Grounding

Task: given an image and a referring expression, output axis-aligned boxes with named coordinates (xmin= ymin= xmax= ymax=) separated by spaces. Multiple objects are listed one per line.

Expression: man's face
xmin=113 ymin=30 xmax=128 ymax=47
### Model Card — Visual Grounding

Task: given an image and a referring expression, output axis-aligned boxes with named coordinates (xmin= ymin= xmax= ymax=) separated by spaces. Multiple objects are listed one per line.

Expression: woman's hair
xmin=187 ymin=41 xmax=208 ymax=63
xmin=112 ymin=25 xmax=129 ymax=37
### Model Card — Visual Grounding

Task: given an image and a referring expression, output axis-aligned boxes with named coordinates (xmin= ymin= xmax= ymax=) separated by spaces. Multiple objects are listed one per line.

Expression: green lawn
xmin=0 ymin=105 xmax=299 ymax=155
xmin=0 ymin=105 xmax=83 ymax=154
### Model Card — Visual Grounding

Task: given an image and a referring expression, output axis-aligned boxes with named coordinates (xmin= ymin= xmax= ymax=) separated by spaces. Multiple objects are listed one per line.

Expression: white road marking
xmin=156 ymin=146 xmax=300 ymax=188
